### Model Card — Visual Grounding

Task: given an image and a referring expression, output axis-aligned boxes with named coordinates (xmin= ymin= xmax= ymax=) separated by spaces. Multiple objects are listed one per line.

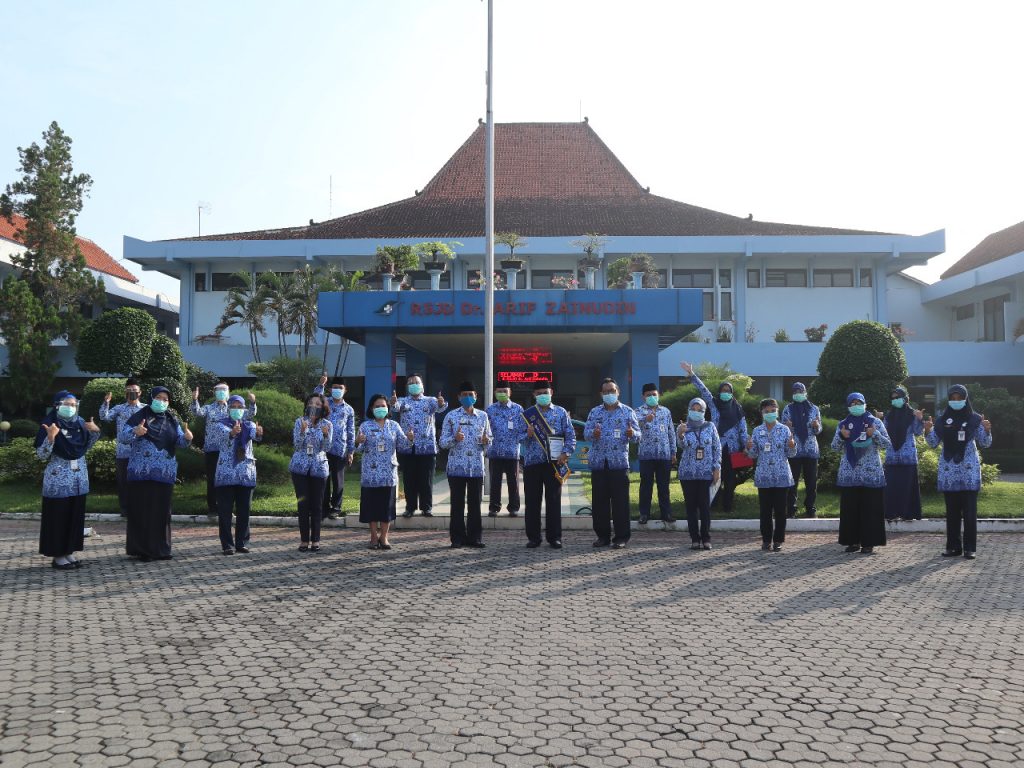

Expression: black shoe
xmin=661 ymin=516 xmax=674 ymax=524
xmin=593 ymin=539 xmax=610 ymax=548
xmin=702 ymin=542 xmax=712 ymax=551
xmin=860 ymin=547 xmax=874 ymax=555
xmin=803 ymin=510 xmax=817 ymax=518
xmin=236 ymin=546 xmax=250 ymax=554
xmin=325 ymin=512 xmax=338 ymax=520
xmin=611 ymin=541 xmax=627 ymax=550
xmin=787 ymin=511 xmax=797 ymax=519
xmin=963 ymin=551 xmax=976 ymax=560
xmin=222 ymin=548 xmax=234 ymax=555
xmin=421 ymin=510 xmax=433 ymax=518
xmin=468 ymin=541 xmax=486 ymax=549
xmin=772 ymin=543 xmax=782 ymax=552
xmin=298 ymin=544 xmax=309 ymax=552
xmin=690 ymin=542 xmax=702 ymax=551
xmin=488 ymin=510 xmax=499 ymax=517
xmin=941 ymin=549 xmax=963 ymax=557
xmin=402 ymin=510 xmax=414 ymax=518
xmin=845 ymin=545 xmax=860 ymax=553
xmin=72 ymin=560 xmax=85 ymax=568
xmin=762 ymin=542 xmax=771 ymax=551
xmin=526 ymin=541 xmax=541 ymax=549
xmin=508 ymin=511 xmax=519 ymax=518
xmin=450 ymin=542 xmax=463 ymax=549
xmin=638 ymin=515 xmax=649 ymax=525
xmin=51 ymin=561 xmax=76 ymax=571
xmin=380 ymin=542 xmax=393 ymax=551
xmin=310 ymin=544 xmax=321 ymax=552
xmin=368 ymin=541 xmax=380 ymax=550
xmin=549 ymin=541 xmax=563 ymax=550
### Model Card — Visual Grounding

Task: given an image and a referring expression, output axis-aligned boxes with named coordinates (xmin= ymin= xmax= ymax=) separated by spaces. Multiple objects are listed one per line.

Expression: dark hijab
xmin=840 ymin=392 xmax=870 ymax=468
xmin=35 ymin=390 xmax=89 ymax=460
xmin=935 ymin=384 xmax=982 ymax=464
xmin=125 ymin=386 xmax=182 ymax=457
xmin=788 ymin=382 xmax=811 ymax=443
xmin=218 ymin=394 xmax=252 ymax=465
xmin=885 ymin=386 xmax=915 ymax=452
xmin=714 ymin=382 xmax=744 ymax=436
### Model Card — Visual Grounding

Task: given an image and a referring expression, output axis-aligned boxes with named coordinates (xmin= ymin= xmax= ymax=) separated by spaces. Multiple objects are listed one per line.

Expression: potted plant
xmin=628 ymin=252 xmax=653 ymax=274
xmin=717 ymin=324 xmax=734 ymax=343
xmin=774 ymin=328 xmax=790 ymax=342
xmin=414 ymin=241 xmax=461 ymax=272
xmin=804 ymin=323 xmax=828 ymax=342
xmin=371 ymin=245 xmax=418 ymax=289
xmin=496 ymin=232 xmax=527 ymax=270
xmin=550 ymin=275 xmax=580 ymax=290
xmin=470 ymin=270 xmax=506 ymax=290
xmin=571 ymin=233 xmax=607 ymax=269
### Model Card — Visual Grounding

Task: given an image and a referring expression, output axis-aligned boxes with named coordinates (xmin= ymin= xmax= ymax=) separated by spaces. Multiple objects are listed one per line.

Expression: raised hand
xmin=389 ymin=391 xmax=398 ymax=407
xmin=44 ymin=422 xmax=61 ymax=442
xmin=193 ymin=386 xmax=200 ymax=401
xmin=680 ymin=361 xmax=694 ymax=376
xmin=593 ymin=425 xmax=602 ymax=439
xmin=134 ymin=421 xmax=148 ymax=437
xmin=183 ymin=424 xmax=193 ymax=442
xmin=913 ymin=409 xmax=924 ymax=421
xmin=866 ymin=423 xmax=876 ymax=438
xmin=254 ymin=422 xmax=264 ymax=439
xmin=248 ymin=392 xmax=257 ymax=404
xmin=230 ymin=420 xmax=242 ymax=437
xmin=104 ymin=392 xmax=113 ymax=404
xmin=981 ymin=414 xmax=991 ymax=433
xmin=355 ymin=431 xmax=366 ymax=446
xmin=319 ymin=374 xmax=328 ymax=387
xmin=455 ymin=425 xmax=465 ymax=442
xmin=85 ymin=417 xmax=100 ymax=433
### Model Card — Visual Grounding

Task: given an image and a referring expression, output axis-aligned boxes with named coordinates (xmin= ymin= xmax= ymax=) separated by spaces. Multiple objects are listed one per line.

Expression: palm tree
xmin=284 ymin=265 xmax=326 ymax=358
xmin=259 ymin=271 xmax=296 ymax=358
xmin=215 ymin=271 xmax=270 ymax=362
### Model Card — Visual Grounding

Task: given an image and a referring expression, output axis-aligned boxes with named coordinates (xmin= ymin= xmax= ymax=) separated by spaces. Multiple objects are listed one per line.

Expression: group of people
xmin=33 ymin=366 xmax=994 ymax=569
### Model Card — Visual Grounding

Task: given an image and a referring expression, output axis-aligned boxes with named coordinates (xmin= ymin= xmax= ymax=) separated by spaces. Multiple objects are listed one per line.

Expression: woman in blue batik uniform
xmin=290 ymin=393 xmax=332 ymax=552
xmin=120 ymin=386 xmax=193 ymax=561
xmin=355 ymin=394 xmax=410 ymax=550
xmin=746 ymin=399 xmax=797 ymax=552
xmin=36 ymin=391 xmax=101 ymax=569
xmin=924 ymin=384 xmax=993 ymax=560
xmin=882 ymin=386 xmax=924 ymax=522
xmin=832 ymin=392 xmax=891 ymax=555
xmin=676 ymin=397 xmax=721 ymax=550
xmin=209 ymin=394 xmax=263 ymax=555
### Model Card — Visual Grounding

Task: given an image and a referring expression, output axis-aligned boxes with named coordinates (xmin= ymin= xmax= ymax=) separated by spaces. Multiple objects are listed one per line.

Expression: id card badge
xmin=763 ymin=441 xmax=771 ymax=452
xmin=306 ymin=443 xmax=314 ymax=456
xmin=613 ymin=429 xmax=621 ymax=439
xmin=70 ymin=458 xmax=80 ymax=471
xmin=958 ymin=430 xmax=966 ymax=442
xmin=377 ymin=442 xmax=386 ymax=452
xmin=695 ymin=447 xmax=704 ymax=461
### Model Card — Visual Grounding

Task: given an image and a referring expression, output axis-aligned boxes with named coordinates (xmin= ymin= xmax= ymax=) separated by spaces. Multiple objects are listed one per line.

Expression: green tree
xmin=284 ymin=264 xmax=325 ymax=357
xmin=184 ymin=361 xmax=220 ymax=396
xmin=138 ymin=335 xmax=190 ymax=414
xmin=246 ymin=356 xmax=322 ymax=401
xmin=0 ymin=278 xmax=62 ymax=413
xmin=215 ymin=270 xmax=269 ymax=362
xmin=809 ymin=320 xmax=908 ymax=415
xmin=607 ymin=254 xmax=659 ymax=288
xmin=259 ymin=271 xmax=295 ymax=357
xmin=372 ymin=245 xmax=419 ymax=275
xmin=75 ymin=307 xmax=157 ymax=375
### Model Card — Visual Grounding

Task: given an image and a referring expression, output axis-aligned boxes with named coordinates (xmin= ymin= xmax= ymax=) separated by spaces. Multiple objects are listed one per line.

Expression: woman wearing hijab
xmin=355 ymin=394 xmax=411 ymax=550
xmin=682 ymin=361 xmax=748 ymax=514
xmin=746 ymin=399 xmax=798 ymax=552
xmin=290 ymin=393 xmax=333 ymax=552
xmin=210 ymin=394 xmax=263 ymax=555
xmin=831 ymin=392 xmax=891 ymax=555
xmin=676 ymin=397 xmax=721 ymax=550
xmin=781 ymin=382 xmax=822 ymax=518
xmin=36 ymin=391 xmax=101 ymax=569
xmin=120 ymin=386 xmax=193 ymax=561
xmin=924 ymin=385 xmax=993 ymax=560
xmin=882 ymin=386 xmax=925 ymax=522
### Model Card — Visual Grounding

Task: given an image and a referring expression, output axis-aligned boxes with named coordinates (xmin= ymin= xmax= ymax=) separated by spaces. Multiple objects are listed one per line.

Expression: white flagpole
xmin=484 ymin=0 xmax=495 ymax=410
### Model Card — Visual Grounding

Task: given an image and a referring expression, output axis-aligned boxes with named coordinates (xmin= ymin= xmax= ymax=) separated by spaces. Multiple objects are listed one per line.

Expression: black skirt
xmin=360 ymin=485 xmax=397 ymax=523
xmin=883 ymin=464 xmax=922 ymax=521
xmin=126 ymin=480 xmax=173 ymax=559
xmin=838 ymin=486 xmax=886 ymax=547
xmin=39 ymin=495 xmax=87 ymax=557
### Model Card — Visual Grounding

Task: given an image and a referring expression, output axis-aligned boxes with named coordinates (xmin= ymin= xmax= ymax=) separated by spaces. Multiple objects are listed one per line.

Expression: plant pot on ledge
xmin=500 ymin=259 xmax=524 ymax=271
xmin=423 ymin=261 xmax=447 ymax=272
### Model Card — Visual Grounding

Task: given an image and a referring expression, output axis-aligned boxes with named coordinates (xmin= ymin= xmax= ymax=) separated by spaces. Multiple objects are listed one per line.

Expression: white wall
xmin=887 ymin=274 xmax=947 ymax=341
xmin=745 ymin=287 xmax=873 ymax=341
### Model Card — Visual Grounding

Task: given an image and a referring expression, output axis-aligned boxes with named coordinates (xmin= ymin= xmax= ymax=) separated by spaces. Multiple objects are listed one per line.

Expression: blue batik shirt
xmin=746 ymin=423 xmax=798 ymax=488
xmin=392 ymin=395 xmax=446 ymax=456
xmin=355 ymin=420 xmax=410 ymax=488
xmin=485 ymin=401 xmax=526 ymax=460
xmin=925 ymin=424 xmax=992 ymax=491
xmin=191 ymin=399 xmax=256 ymax=452
xmin=830 ymin=416 xmax=892 ymax=488
xmin=635 ymin=404 xmax=677 ymax=461
xmin=676 ymin=422 xmax=721 ymax=481
xmin=313 ymin=387 xmax=357 ymax=458
xmin=99 ymin=401 xmax=145 ymax=459
xmin=884 ymin=420 xmax=924 ymax=466
xmin=36 ymin=430 xmax=101 ymax=499
xmin=691 ymin=374 xmax=749 ymax=454
xmin=288 ymin=418 xmax=332 ymax=478
xmin=209 ymin=421 xmax=262 ymax=488
xmin=439 ymin=408 xmax=493 ymax=478
xmin=520 ymin=404 xmax=576 ymax=468
xmin=119 ymin=422 xmax=191 ymax=485
xmin=780 ymin=402 xmax=823 ymax=459
xmin=584 ymin=403 xmax=641 ymax=471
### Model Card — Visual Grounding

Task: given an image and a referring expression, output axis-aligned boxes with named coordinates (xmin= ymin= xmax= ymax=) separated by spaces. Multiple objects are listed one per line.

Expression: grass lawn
xmin=580 ymin=474 xmax=1024 ymax=519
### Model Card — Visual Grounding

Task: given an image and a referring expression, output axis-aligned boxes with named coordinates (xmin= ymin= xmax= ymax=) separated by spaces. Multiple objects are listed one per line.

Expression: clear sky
xmin=4 ymin=1 xmax=1022 ymax=298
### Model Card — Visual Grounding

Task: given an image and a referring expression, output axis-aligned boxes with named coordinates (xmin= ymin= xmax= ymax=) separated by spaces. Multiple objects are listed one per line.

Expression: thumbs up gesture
xmin=104 ymin=391 xmax=113 ymax=404
xmin=319 ymin=374 xmax=328 ymax=387
xmin=193 ymin=386 xmax=200 ymax=402
xmin=981 ymin=414 xmax=991 ymax=433
xmin=645 ymin=411 xmax=655 ymax=423
xmin=356 ymin=430 xmax=366 ymax=446
xmin=866 ymin=423 xmax=876 ymax=437
xmin=389 ymin=390 xmax=398 ymax=407
xmin=134 ymin=420 xmax=149 ymax=437
xmin=678 ymin=420 xmax=688 ymax=436
xmin=626 ymin=425 xmax=635 ymax=439
xmin=437 ymin=391 xmax=446 ymax=409
xmin=44 ymin=422 xmax=61 ymax=442
xmin=479 ymin=430 xmax=490 ymax=446
xmin=923 ymin=416 xmax=934 ymax=434
xmin=526 ymin=424 xmax=535 ymax=438
xmin=321 ymin=422 xmax=331 ymax=437
xmin=406 ymin=428 xmax=414 ymax=442
xmin=183 ymin=423 xmax=193 ymax=442
xmin=85 ymin=417 xmax=100 ymax=433
xmin=787 ymin=434 xmax=796 ymax=449
xmin=231 ymin=420 xmax=242 ymax=437
xmin=255 ymin=422 xmax=264 ymax=439
xmin=455 ymin=425 xmax=465 ymax=442
xmin=913 ymin=409 xmax=924 ymax=421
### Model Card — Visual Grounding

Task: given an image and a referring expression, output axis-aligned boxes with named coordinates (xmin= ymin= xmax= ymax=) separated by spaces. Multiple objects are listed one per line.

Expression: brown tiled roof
xmin=183 ymin=122 xmax=891 ymax=241
xmin=0 ymin=213 xmax=138 ymax=283
xmin=941 ymin=219 xmax=1024 ymax=279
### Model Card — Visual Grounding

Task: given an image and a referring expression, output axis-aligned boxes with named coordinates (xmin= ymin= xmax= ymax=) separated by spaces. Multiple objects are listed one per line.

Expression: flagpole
xmin=483 ymin=0 xmax=495 ymax=410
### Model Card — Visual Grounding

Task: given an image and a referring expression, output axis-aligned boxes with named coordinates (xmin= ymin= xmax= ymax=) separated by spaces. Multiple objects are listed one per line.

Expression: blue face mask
xmin=719 ymin=391 xmax=733 ymax=402
xmin=792 ymin=393 xmax=806 ymax=403
xmin=214 ymin=389 xmax=228 ymax=401
xmin=331 ymin=388 xmax=344 ymax=400
xmin=848 ymin=404 xmax=866 ymax=417
xmin=949 ymin=400 xmax=966 ymax=410
xmin=407 ymin=383 xmax=423 ymax=396
xmin=150 ymin=400 xmax=169 ymax=414
xmin=891 ymin=398 xmax=905 ymax=408
xmin=763 ymin=412 xmax=778 ymax=423
xmin=688 ymin=409 xmax=705 ymax=422
xmin=459 ymin=395 xmax=476 ymax=408
xmin=645 ymin=395 xmax=658 ymax=407
xmin=535 ymin=394 xmax=552 ymax=406
xmin=602 ymin=393 xmax=618 ymax=406
xmin=57 ymin=405 xmax=77 ymax=419
xmin=372 ymin=406 xmax=389 ymax=419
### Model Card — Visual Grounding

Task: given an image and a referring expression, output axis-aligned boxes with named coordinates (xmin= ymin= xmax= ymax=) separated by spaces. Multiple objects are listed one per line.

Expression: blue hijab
xmin=34 ymin=391 xmax=89 ymax=460
xmin=936 ymin=384 xmax=982 ymax=464
xmin=840 ymin=392 xmax=871 ymax=467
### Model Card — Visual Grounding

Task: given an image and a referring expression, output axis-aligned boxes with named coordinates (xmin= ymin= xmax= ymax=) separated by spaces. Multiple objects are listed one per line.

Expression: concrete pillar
xmin=631 ymin=271 xmax=645 ymax=289
xmin=364 ymin=332 xmax=395 ymax=411
xmin=429 ymin=269 xmax=444 ymax=290
xmin=627 ymin=332 xmax=660 ymax=408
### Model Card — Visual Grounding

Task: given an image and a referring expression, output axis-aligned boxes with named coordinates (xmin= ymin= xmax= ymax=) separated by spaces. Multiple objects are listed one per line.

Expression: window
xmin=718 ymin=269 xmax=732 ymax=288
xmin=702 ymin=293 xmax=714 ymax=321
xmin=765 ymin=269 xmax=807 ymax=288
xmin=672 ymin=269 xmax=713 ymax=288
xmin=531 ymin=269 xmax=575 ymax=289
xmin=859 ymin=268 xmax=872 ymax=287
xmin=654 ymin=269 xmax=668 ymax=288
xmin=211 ymin=272 xmax=248 ymax=292
xmin=720 ymin=293 xmax=733 ymax=321
xmin=194 ymin=273 xmax=207 ymax=292
xmin=813 ymin=269 xmax=854 ymax=287
xmin=406 ymin=270 xmax=451 ymax=290
xmin=955 ymin=304 xmax=975 ymax=321
xmin=983 ymin=294 xmax=1009 ymax=341
xmin=747 ymin=269 xmax=761 ymax=288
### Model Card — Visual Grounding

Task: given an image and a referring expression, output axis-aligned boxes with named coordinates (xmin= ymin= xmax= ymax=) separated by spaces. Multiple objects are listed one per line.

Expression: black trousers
xmin=126 ymin=481 xmax=173 ymax=559
xmin=524 ymin=463 xmax=562 ymax=544
xmin=713 ymin=449 xmax=737 ymax=513
xmin=787 ymin=457 xmax=818 ymax=514
xmin=323 ymin=453 xmax=347 ymax=513
xmin=114 ymin=457 xmax=130 ymax=516
xmin=838 ymin=486 xmax=886 ymax=548
xmin=639 ymin=459 xmax=673 ymax=520
xmin=203 ymin=451 xmax=219 ymax=515
xmin=488 ymin=458 xmax=521 ymax=513
xmin=944 ymin=490 xmax=978 ymax=553
xmin=592 ymin=467 xmax=631 ymax=543
xmin=39 ymin=494 xmax=87 ymax=557
xmin=400 ymin=453 xmax=436 ymax=513
xmin=758 ymin=487 xmax=788 ymax=544
xmin=682 ymin=479 xmax=711 ymax=543
xmin=449 ymin=476 xmax=483 ymax=545
xmin=216 ymin=485 xmax=253 ymax=550
xmin=292 ymin=473 xmax=326 ymax=543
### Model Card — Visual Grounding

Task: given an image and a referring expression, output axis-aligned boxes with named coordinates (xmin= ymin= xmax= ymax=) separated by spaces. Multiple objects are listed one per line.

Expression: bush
xmin=185 ymin=361 xmax=220 ymax=396
xmin=246 ymin=356 xmax=322 ymax=401
xmin=253 ymin=444 xmax=292 ymax=485
xmin=139 ymin=335 xmax=190 ymax=415
xmin=810 ymin=320 xmax=907 ymax=416
xmin=87 ymin=439 xmax=119 ymax=486
xmin=0 ymin=438 xmax=45 ymax=483
xmin=175 ymin=446 xmax=207 ymax=482
xmin=7 ymin=419 xmax=41 ymax=439
xmin=80 ymin=377 xmax=128 ymax=438
xmin=188 ymin=387 xmax=303 ymax=449
xmin=983 ymin=449 xmax=1024 ymax=473
xmin=75 ymin=307 xmax=157 ymax=375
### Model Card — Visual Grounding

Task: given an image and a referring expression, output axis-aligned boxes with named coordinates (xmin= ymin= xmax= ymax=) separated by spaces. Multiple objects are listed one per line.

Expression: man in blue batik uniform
xmin=390 ymin=373 xmax=447 ymax=518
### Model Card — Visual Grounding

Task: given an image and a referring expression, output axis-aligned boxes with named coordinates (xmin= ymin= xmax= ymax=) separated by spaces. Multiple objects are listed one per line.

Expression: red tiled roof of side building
xmin=0 ymin=213 xmax=138 ymax=283
xmin=172 ymin=121 xmax=896 ymax=242
xmin=941 ymin=219 xmax=1024 ymax=279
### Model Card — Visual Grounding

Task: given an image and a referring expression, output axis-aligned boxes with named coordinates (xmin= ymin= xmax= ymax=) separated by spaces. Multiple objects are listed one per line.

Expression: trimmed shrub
xmin=81 ymin=377 xmax=128 ymax=438
xmin=253 ymin=444 xmax=292 ymax=485
xmin=75 ymin=307 xmax=156 ymax=375
xmin=87 ymin=439 xmax=119 ymax=486
xmin=8 ymin=419 xmax=41 ymax=439
xmin=810 ymin=320 xmax=907 ymax=416
xmin=138 ymin=336 xmax=190 ymax=415
xmin=175 ymin=446 xmax=208 ymax=482
xmin=246 ymin=356 xmax=322 ymax=401
xmin=0 ymin=438 xmax=45 ymax=483
xmin=185 ymin=361 xmax=220 ymax=396
xmin=187 ymin=387 xmax=302 ymax=451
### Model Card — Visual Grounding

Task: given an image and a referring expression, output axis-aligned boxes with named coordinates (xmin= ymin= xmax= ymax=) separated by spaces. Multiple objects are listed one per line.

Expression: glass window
xmin=211 ymin=272 xmax=248 ymax=292
xmin=718 ymin=269 xmax=732 ymax=288
xmin=194 ymin=273 xmax=207 ymax=292
xmin=720 ymin=292 xmax=733 ymax=321
xmin=672 ymin=269 xmax=713 ymax=288
xmin=955 ymin=304 xmax=975 ymax=321
xmin=747 ymin=269 xmax=761 ymax=288
xmin=702 ymin=293 xmax=714 ymax=321
xmin=406 ymin=270 xmax=451 ymax=290
xmin=531 ymin=269 xmax=575 ymax=289
xmin=765 ymin=269 xmax=807 ymax=288
xmin=983 ymin=294 xmax=1009 ymax=341
xmin=859 ymin=268 xmax=873 ymax=287
xmin=654 ymin=269 xmax=668 ymax=288
xmin=813 ymin=269 xmax=854 ymax=287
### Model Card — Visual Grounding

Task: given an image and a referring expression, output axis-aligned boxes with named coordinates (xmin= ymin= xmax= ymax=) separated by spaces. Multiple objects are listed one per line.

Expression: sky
xmin=4 ymin=0 xmax=1023 ymax=299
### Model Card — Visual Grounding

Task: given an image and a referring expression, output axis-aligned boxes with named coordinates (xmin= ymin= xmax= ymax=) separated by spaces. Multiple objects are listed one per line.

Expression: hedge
xmin=188 ymin=387 xmax=303 ymax=449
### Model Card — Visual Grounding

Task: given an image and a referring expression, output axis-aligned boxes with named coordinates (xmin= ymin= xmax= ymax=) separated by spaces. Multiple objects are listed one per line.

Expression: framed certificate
xmin=548 ymin=437 xmax=565 ymax=460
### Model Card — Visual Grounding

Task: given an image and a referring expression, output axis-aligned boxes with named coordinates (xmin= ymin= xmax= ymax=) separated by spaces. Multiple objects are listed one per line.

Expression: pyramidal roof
xmin=187 ymin=121 xmax=888 ymax=241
